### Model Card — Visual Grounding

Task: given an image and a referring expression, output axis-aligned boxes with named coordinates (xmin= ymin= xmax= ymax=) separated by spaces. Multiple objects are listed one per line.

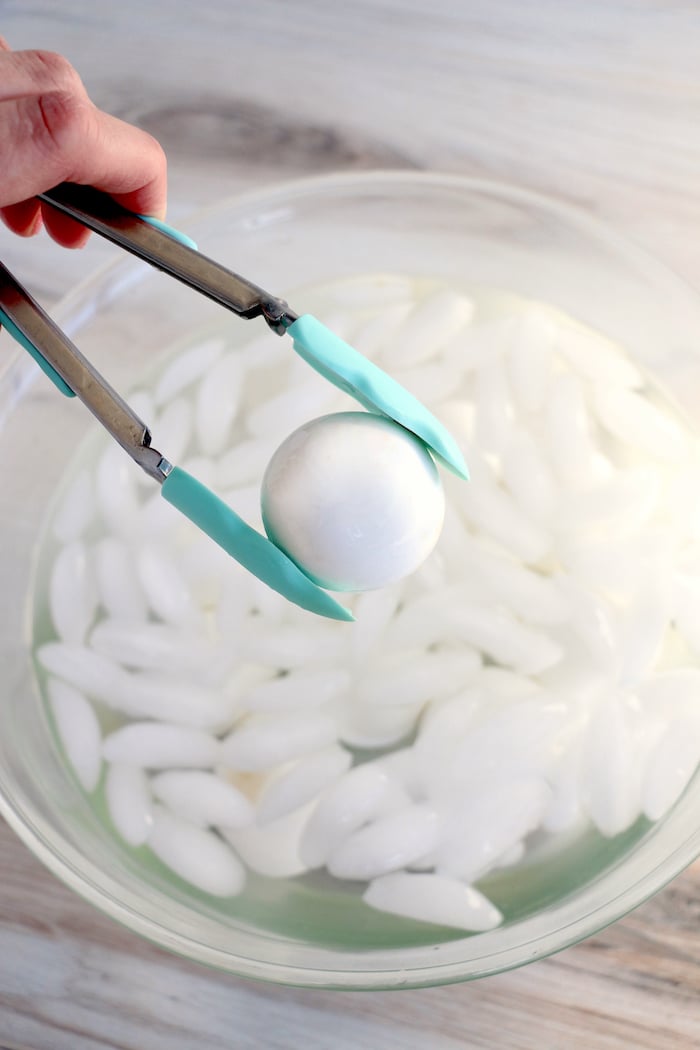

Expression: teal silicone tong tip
xmin=161 ymin=467 xmax=354 ymax=622
xmin=287 ymin=314 xmax=470 ymax=480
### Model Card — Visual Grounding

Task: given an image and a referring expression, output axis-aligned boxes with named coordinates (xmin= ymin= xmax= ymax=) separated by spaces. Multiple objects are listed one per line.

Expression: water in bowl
xmin=30 ymin=273 xmax=700 ymax=947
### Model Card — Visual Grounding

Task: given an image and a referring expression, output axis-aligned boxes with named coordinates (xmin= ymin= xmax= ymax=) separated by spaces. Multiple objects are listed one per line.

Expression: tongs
xmin=0 ymin=183 xmax=468 ymax=621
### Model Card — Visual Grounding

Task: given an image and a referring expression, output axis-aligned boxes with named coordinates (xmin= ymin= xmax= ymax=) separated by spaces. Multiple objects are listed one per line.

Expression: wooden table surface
xmin=3 ymin=3 xmax=700 ymax=1046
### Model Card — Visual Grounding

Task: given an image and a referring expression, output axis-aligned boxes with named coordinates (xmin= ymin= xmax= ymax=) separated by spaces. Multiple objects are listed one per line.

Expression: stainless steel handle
xmin=0 ymin=261 xmax=167 ymax=481
xmin=39 ymin=183 xmax=297 ymax=334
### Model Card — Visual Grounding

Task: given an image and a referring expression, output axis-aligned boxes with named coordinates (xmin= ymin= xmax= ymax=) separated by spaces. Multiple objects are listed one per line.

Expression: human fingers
xmin=0 ymin=198 xmax=45 ymax=238
xmin=37 ymin=107 xmax=167 ymax=247
xmin=0 ymin=49 xmax=167 ymax=246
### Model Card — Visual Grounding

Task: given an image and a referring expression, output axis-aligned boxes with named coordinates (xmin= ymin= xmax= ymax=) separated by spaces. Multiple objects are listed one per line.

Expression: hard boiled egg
xmin=261 ymin=412 xmax=445 ymax=592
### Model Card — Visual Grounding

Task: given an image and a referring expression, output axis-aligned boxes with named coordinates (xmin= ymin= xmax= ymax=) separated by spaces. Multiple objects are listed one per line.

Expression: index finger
xmin=0 ymin=46 xmax=167 ymax=245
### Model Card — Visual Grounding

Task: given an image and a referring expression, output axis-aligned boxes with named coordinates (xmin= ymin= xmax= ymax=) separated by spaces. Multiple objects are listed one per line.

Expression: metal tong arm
xmin=0 ymin=261 xmax=166 ymax=481
xmin=39 ymin=184 xmax=296 ymax=334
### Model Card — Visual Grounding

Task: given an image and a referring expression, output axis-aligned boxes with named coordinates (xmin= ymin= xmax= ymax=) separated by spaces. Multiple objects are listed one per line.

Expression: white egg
xmin=261 ymin=412 xmax=445 ymax=591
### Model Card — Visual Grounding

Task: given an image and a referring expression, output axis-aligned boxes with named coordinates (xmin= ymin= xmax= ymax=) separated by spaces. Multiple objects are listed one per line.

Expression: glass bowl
xmin=2 ymin=171 xmax=700 ymax=990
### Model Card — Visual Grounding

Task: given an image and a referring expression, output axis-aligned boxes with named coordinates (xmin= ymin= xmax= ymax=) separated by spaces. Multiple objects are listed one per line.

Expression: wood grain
xmin=4 ymin=1 xmax=700 ymax=299
xmin=2 ymin=2 xmax=700 ymax=1046
xmin=1 ymin=818 xmax=700 ymax=1050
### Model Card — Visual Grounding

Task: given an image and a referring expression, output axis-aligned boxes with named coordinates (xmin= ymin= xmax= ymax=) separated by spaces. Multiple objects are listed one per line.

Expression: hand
xmin=0 ymin=37 xmax=167 ymax=248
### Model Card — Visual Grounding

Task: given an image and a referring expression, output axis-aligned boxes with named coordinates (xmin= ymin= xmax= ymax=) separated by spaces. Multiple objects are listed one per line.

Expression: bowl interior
xmin=3 ymin=172 xmax=700 ymax=988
